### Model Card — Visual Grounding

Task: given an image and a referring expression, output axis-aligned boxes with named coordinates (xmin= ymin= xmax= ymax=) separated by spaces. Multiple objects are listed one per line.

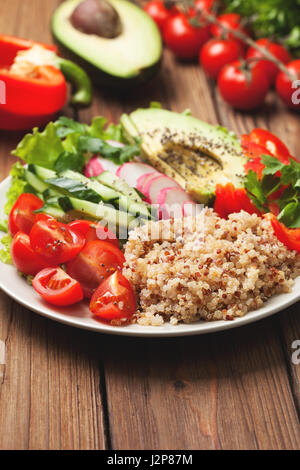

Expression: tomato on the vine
xmin=163 ymin=13 xmax=210 ymax=59
xmin=217 ymin=60 xmax=270 ymax=110
xmin=210 ymin=13 xmax=248 ymax=49
xmin=30 ymin=217 xmax=85 ymax=265
xmin=32 ymin=267 xmax=84 ymax=306
xmin=246 ymin=39 xmax=291 ymax=86
xmin=66 ymin=240 xmax=125 ymax=299
xmin=11 ymin=232 xmax=49 ymax=276
xmin=200 ymin=38 xmax=244 ymax=79
xmin=90 ymin=271 xmax=136 ymax=323
xmin=276 ymin=60 xmax=300 ymax=110
xmin=143 ymin=1 xmax=172 ymax=33
xmin=8 ymin=193 xmax=44 ymax=236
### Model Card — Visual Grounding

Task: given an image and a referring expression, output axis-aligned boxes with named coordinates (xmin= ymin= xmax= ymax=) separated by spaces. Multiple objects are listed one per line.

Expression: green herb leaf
xmin=277 ymin=201 xmax=300 ymax=228
xmin=261 ymin=154 xmax=284 ymax=175
xmin=54 ymin=151 xmax=86 ymax=174
xmin=244 ymin=170 xmax=268 ymax=210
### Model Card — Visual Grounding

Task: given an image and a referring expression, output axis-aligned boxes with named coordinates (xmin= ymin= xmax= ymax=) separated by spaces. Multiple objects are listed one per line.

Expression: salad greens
xmin=224 ymin=0 xmax=300 ymax=56
xmin=0 ymin=115 xmax=142 ymax=263
xmin=245 ymin=155 xmax=300 ymax=228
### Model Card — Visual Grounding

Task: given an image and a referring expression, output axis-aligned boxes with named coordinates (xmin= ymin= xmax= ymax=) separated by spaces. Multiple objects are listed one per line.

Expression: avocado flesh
xmin=51 ymin=0 xmax=162 ymax=84
xmin=121 ymin=109 xmax=247 ymax=203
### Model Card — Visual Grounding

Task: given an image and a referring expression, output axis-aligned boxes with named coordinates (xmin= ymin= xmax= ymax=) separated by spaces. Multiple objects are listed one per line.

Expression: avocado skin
xmin=52 ymin=32 xmax=161 ymax=89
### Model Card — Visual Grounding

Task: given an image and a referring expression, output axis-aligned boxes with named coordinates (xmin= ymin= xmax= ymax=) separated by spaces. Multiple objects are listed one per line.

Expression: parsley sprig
xmin=244 ymin=155 xmax=300 ymax=228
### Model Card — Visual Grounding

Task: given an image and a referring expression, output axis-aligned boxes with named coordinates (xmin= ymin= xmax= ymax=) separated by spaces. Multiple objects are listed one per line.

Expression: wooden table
xmin=0 ymin=0 xmax=299 ymax=450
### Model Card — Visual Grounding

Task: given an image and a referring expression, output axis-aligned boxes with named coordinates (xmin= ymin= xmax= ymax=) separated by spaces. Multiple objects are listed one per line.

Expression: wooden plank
xmin=0 ymin=0 xmax=107 ymax=450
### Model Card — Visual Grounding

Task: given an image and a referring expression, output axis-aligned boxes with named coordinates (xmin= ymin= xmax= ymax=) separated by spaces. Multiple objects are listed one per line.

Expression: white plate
xmin=0 ymin=175 xmax=299 ymax=337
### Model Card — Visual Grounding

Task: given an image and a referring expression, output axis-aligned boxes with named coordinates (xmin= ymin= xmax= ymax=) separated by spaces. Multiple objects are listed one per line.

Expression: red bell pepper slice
xmin=0 ymin=35 xmax=67 ymax=130
xmin=266 ymin=213 xmax=300 ymax=253
xmin=214 ymin=183 xmax=260 ymax=219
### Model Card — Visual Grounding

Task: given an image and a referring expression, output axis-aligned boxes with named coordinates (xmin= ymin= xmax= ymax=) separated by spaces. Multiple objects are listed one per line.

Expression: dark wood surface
xmin=0 ymin=0 xmax=299 ymax=450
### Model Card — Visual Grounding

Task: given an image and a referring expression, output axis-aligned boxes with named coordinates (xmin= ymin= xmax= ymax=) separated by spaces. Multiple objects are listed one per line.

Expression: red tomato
xmin=68 ymin=220 xmax=119 ymax=248
xmin=214 ymin=183 xmax=260 ymax=219
xmin=8 ymin=193 xmax=44 ymax=236
xmin=267 ymin=214 xmax=300 ymax=253
xmin=143 ymin=1 xmax=171 ymax=32
xmin=276 ymin=60 xmax=300 ymax=110
xmin=217 ymin=60 xmax=270 ymax=110
xmin=189 ymin=0 xmax=215 ymax=21
xmin=163 ymin=13 xmax=210 ymax=59
xmin=90 ymin=271 xmax=136 ymax=323
xmin=10 ymin=232 xmax=49 ymax=276
xmin=210 ymin=13 xmax=248 ymax=49
xmin=32 ymin=267 xmax=84 ymax=306
xmin=30 ymin=218 xmax=85 ymax=265
xmin=200 ymin=38 xmax=244 ymax=79
xmin=246 ymin=39 xmax=291 ymax=85
xmin=66 ymin=240 xmax=125 ymax=298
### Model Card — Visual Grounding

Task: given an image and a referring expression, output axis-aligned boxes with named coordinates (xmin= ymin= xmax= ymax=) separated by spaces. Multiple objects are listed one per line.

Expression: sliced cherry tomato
xmin=30 ymin=218 xmax=85 ymax=265
xmin=210 ymin=13 xmax=248 ymax=49
xmin=68 ymin=220 xmax=119 ymax=248
xmin=11 ymin=232 xmax=49 ymax=276
xmin=214 ymin=183 xmax=260 ymax=219
xmin=143 ymin=1 xmax=172 ymax=33
xmin=163 ymin=13 xmax=210 ymax=59
xmin=276 ymin=60 xmax=300 ymax=110
xmin=8 ymin=193 xmax=44 ymax=236
xmin=90 ymin=271 xmax=136 ymax=323
xmin=246 ymin=39 xmax=291 ymax=86
xmin=267 ymin=214 xmax=300 ymax=252
xmin=32 ymin=267 xmax=84 ymax=306
xmin=200 ymin=38 xmax=244 ymax=79
xmin=218 ymin=60 xmax=270 ymax=110
xmin=66 ymin=240 xmax=125 ymax=298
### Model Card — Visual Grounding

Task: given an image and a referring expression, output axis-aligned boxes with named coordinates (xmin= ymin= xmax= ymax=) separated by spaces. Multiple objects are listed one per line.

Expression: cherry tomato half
xmin=200 ymin=38 xmax=244 ymax=79
xmin=217 ymin=60 xmax=270 ymax=110
xmin=276 ymin=60 xmax=300 ymax=110
xmin=8 ymin=193 xmax=44 ymax=236
xmin=30 ymin=218 xmax=85 ymax=265
xmin=90 ymin=271 xmax=136 ymax=323
xmin=68 ymin=220 xmax=119 ymax=248
xmin=66 ymin=240 xmax=125 ymax=298
xmin=11 ymin=232 xmax=49 ymax=276
xmin=32 ymin=267 xmax=84 ymax=306
xmin=246 ymin=39 xmax=291 ymax=86
xmin=163 ymin=13 xmax=210 ymax=59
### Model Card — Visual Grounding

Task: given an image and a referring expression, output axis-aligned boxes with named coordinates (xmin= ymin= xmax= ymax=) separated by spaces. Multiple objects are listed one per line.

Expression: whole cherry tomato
xmin=210 ymin=13 xmax=248 ymax=50
xmin=246 ymin=39 xmax=291 ymax=86
xmin=217 ymin=60 xmax=270 ymax=110
xmin=276 ymin=60 xmax=300 ymax=110
xmin=68 ymin=220 xmax=119 ymax=248
xmin=200 ymin=38 xmax=244 ymax=79
xmin=8 ymin=193 xmax=44 ymax=236
xmin=11 ymin=232 xmax=49 ymax=276
xmin=30 ymin=217 xmax=85 ymax=265
xmin=163 ymin=13 xmax=210 ymax=59
xmin=66 ymin=240 xmax=125 ymax=298
xmin=32 ymin=267 xmax=84 ymax=306
xmin=90 ymin=271 xmax=136 ymax=323
xmin=143 ymin=1 xmax=171 ymax=33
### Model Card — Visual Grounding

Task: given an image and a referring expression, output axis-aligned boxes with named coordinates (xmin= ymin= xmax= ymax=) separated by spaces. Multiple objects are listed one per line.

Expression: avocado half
xmin=121 ymin=108 xmax=247 ymax=204
xmin=51 ymin=0 xmax=162 ymax=88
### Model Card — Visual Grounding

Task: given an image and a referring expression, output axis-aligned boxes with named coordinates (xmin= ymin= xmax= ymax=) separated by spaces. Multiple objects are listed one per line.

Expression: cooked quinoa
xmin=123 ymin=209 xmax=300 ymax=325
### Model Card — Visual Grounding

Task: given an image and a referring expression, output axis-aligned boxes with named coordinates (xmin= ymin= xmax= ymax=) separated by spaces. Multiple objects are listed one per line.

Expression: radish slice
xmin=84 ymin=156 xmax=119 ymax=177
xmin=157 ymin=187 xmax=191 ymax=219
xmin=116 ymin=162 xmax=156 ymax=187
xmin=183 ymin=201 xmax=203 ymax=217
xmin=105 ymin=140 xmax=125 ymax=148
xmin=144 ymin=175 xmax=181 ymax=204
xmin=136 ymin=171 xmax=159 ymax=194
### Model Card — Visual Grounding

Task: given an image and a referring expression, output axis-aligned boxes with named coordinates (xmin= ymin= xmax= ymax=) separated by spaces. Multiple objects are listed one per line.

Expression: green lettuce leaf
xmin=0 ymin=234 xmax=13 ymax=265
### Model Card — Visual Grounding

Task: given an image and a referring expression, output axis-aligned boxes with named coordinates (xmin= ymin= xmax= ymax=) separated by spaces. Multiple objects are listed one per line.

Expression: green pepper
xmin=56 ymin=57 xmax=93 ymax=108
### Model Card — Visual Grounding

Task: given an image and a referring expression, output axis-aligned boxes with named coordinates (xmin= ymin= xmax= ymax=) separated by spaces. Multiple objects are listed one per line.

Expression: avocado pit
xmin=70 ymin=0 xmax=122 ymax=39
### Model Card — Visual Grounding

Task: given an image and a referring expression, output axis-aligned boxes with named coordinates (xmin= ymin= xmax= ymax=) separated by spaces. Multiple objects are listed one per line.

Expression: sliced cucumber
xmin=96 ymin=171 xmax=143 ymax=203
xmin=29 ymin=164 xmax=56 ymax=180
xmin=25 ymin=170 xmax=49 ymax=193
xmin=58 ymin=196 xmax=139 ymax=236
xmin=35 ymin=204 xmax=66 ymax=221
xmin=59 ymin=170 xmax=120 ymax=202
